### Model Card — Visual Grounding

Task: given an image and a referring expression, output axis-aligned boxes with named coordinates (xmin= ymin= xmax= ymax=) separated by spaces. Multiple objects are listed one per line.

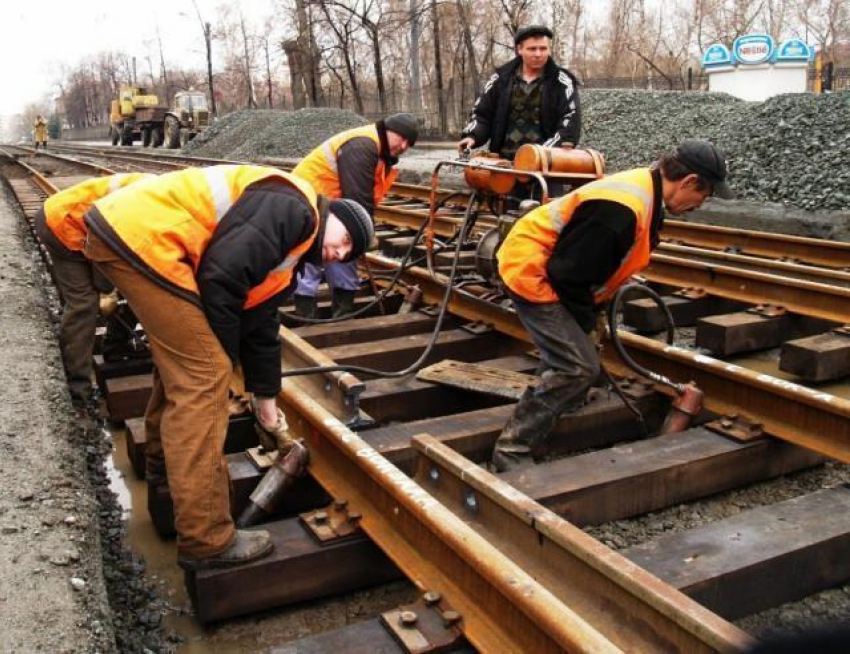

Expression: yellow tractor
xmin=109 ymin=86 xmax=210 ymax=148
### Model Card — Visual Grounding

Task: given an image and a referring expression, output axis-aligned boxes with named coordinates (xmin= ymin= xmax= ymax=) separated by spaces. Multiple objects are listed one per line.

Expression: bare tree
xmin=191 ymin=0 xmax=218 ymax=117
xmin=317 ymin=0 xmax=365 ymax=113
xmin=238 ymin=10 xmax=258 ymax=108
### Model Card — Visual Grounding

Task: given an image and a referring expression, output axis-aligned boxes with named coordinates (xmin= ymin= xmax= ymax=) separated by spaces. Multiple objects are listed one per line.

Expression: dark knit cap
xmin=329 ymin=199 xmax=374 ymax=261
xmin=384 ymin=113 xmax=419 ymax=147
xmin=675 ymin=139 xmax=734 ymax=199
xmin=514 ymin=25 xmax=553 ymax=46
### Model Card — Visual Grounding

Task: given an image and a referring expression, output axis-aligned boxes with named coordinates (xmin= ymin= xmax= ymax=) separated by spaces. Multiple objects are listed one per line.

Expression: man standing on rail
xmin=491 ymin=139 xmax=733 ymax=472
xmin=34 ymin=173 xmax=153 ymax=408
xmin=457 ymin=25 xmax=581 ymax=161
xmin=79 ymin=165 xmax=373 ymax=569
xmin=291 ymin=113 xmax=419 ymax=318
xmin=33 ymin=115 xmax=49 ymax=150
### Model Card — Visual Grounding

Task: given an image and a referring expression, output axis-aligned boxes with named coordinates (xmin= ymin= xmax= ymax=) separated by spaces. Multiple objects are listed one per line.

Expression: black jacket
xmin=546 ymin=169 xmax=664 ymax=333
xmin=86 ymin=179 xmax=320 ymax=397
xmin=462 ymin=57 xmax=581 ymax=155
xmin=335 ymin=120 xmax=397 ymax=216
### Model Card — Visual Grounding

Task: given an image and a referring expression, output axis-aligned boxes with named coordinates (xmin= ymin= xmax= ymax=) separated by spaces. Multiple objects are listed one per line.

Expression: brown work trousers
xmin=85 ymin=232 xmax=234 ymax=557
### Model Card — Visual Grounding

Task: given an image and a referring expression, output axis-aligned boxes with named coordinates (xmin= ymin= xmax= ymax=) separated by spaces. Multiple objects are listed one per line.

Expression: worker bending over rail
xmin=35 ymin=173 xmax=152 ymax=408
xmin=79 ymin=166 xmax=372 ymax=569
xmin=292 ymin=113 xmax=418 ymax=318
xmin=492 ymin=140 xmax=733 ymax=472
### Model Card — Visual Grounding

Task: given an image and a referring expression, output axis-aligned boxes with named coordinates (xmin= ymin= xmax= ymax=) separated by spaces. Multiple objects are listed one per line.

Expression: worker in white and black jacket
xmin=458 ymin=25 xmax=581 ymax=161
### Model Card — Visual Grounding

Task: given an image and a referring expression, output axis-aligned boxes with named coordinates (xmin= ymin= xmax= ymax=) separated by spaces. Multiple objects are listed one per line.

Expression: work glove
xmin=251 ymin=397 xmax=297 ymax=455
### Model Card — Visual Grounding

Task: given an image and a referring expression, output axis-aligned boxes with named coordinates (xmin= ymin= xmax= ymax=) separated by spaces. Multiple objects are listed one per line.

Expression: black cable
xmin=281 ymin=192 xmax=479 ymax=379
xmin=607 ymin=282 xmax=684 ymax=393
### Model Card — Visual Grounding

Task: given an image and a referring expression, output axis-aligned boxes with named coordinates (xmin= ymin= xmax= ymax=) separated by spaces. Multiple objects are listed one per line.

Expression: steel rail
xmin=0 ymin=148 xmax=59 ymax=195
xmin=663 ymin=218 xmax=850 ymax=270
xmin=657 ymin=242 xmax=850 ymax=288
xmin=646 ymin=253 xmax=850 ymax=323
xmin=365 ymin=253 xmax=850 ymax=462
xmin=411 ymin=434 xmax=755 ymax=653
xmin=280 ymin=382 xmax=622 ymax=653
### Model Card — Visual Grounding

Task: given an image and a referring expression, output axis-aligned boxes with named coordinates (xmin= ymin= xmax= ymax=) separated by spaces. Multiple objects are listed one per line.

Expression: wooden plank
xmin=502 ymin=428 xmax=823 ymax=527
xmin=624 ymin=486 xmax=850 ymax=620
xmin=780 ymin=329 xmax=850 ymax=382
xmin=365 ymin=388 xmax=668 ymax=475
xmin=148 ymin=455 xmax=331 ymax=537
xmin=104 ymin=374 xmax=151 ymax=420
xmin=416 ymin=359 xmax=537 ymax=399
xmin=187 ymin=518 xmax=402 ymax=623
xmin=124 ymin=413 xmax=260 ymax=480
xmin=124 ymin=418 xmax=147 ymax=479
xmin=322 ymin=328 xmax=528 ymax=371
xmin=622 ymin=295 xmax=742 ymax=333
xmin=93 ymin=354 xmax=153 ymax=389
xmin=293 ymin=311 xmax=445 ymax=349
xmin=696 ymin=311 xmax=791 ymax=356
xmin=360 ymin=354 xmax=536 ymax=423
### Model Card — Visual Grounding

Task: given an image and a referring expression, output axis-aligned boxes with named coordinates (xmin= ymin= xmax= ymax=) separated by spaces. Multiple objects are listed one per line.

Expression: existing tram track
xmin=4 ymin=142 xmax=850 ymax=649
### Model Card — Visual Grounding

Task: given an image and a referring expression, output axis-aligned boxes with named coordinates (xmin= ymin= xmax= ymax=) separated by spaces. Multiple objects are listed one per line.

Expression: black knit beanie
xmin=329 ymin=199 xmax=374 ymax=261
xmin=384 ymin=113 xmax=419 ymax=147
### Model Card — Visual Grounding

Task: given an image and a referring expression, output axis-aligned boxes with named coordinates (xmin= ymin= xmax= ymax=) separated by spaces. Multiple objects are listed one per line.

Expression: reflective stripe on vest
xmin=45 ymin=172 xmax=152 ymax=252
xmin=498 ymin=168 xmax=655 ymax=305
xmin=293 ymin=124 xmax=398 ymax=210
xmin=93 ymin=165 xmax=319 ymax=308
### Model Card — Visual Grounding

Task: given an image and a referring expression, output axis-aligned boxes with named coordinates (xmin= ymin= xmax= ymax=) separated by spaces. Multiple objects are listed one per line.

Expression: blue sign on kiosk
xmin=732 ymin=34 xmax=775 ymax=65
xmin=701 ymin=43 xmax=732 ymax=68
xmin=776 ymin=39 xmax=813 ymax=62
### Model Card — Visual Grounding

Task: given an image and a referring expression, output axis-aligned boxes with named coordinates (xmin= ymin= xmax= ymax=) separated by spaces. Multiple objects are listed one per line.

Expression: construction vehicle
xmin=109 ymin=86 xmax=210 ymax=148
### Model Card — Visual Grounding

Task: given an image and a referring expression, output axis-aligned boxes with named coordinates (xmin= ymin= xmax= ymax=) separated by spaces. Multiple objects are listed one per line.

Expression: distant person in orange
xmin=33 ymin=115 xmax=48 ymax=150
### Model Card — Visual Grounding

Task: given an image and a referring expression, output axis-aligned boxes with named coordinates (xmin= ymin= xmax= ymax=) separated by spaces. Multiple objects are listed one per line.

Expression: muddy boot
xmin=490 ymin=388 xmax=560 ymax=472
xmin=331 ymin=289 xmax=357 ymax=318
xmin=178 ymin=529 xmax=274 ymax=571
xmin=293 ymin=294 xmax=318 ymax=319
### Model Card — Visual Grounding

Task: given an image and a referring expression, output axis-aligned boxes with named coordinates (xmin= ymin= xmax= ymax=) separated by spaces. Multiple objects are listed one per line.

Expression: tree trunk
xmin=283 ymin=39 xmax=307 ymax=110
xmin=430 ymin=0 xmax=447 ymax=133
xmin=370 ymin=27 xmax=388 ymax=112
xmin=409 ymin=0 xmax=423 ymax=111
xmin=204 ymin=22 xmax=218 ymax=117
xmin=295 ymin=0 xmax=323 ymax=107
xmin=455 ymin=0 xmax=480 ymax=96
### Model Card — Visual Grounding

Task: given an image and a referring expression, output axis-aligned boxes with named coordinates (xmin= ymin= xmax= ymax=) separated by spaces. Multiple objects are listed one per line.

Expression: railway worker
xmin=457 ymin=25 xmax=581 ymax=161
xmin=291 ymin=113 xmax=419 ymax=318
xmin=82 ymin=165 xmax=373 ymax=569
xmin=33 ymin=115 xmax=49 ymax=149
xmin=34 ymin=173 xmax=153 ymax=408
xmin=491 ymin=139 xmax=733 ymax=472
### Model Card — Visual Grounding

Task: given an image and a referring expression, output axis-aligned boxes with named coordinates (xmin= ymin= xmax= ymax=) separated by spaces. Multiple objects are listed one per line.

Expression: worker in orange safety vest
xmin=492 ymin=139 xmax=733 ymax=472
xmin=81 ymin=165 xmax=373 ymax=570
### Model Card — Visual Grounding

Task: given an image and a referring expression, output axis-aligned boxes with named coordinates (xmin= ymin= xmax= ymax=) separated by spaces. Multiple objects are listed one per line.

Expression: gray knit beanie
xmin=329 ymin=199 xmax=374 ymax=261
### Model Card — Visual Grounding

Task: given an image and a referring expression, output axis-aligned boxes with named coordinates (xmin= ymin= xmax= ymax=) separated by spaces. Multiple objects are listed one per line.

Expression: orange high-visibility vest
xmin=93 ymin=165 xmax=319 ymax=309
xmin=44 ymin=173 xmax=152 ymax=252
xmin=293 ymin=124 xmax=398 ymax=209
xmin=498 ymin=168 xmax=656 ymax=305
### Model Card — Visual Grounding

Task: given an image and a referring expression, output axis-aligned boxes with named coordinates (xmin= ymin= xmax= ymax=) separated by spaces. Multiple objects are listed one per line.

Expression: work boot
xmin=490 ymin=388 xmax=559 ymax=472
xmin=177 ymin=529 xmax=274 ymax=571
xmin=331 ymin=289 xmax=357 ymax=318
xmin=293 ymin=294 xmax=318 ymax=319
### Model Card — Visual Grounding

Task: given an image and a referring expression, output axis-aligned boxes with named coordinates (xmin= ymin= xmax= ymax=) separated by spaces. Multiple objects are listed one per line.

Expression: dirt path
xmin=0 ymin=181 xmax=115 ymax=651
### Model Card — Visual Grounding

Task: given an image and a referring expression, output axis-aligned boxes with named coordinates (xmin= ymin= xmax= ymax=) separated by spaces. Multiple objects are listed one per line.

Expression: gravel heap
xmin=582 ymin=89 xmax=850 ymax=211
xmin=185 ymin=108 xmax=368 ymax=160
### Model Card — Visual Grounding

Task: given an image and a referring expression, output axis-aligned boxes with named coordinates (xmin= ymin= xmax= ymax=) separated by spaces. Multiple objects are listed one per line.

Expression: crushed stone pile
xmin=184 ymin=108 xmax=368 ymax=160
xmin=582 ymin=89 xmax=850 ymax=211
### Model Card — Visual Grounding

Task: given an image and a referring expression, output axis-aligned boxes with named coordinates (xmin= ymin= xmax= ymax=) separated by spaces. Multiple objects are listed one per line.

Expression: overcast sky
xmin=0 ymin=0 xmax=273 ymax=116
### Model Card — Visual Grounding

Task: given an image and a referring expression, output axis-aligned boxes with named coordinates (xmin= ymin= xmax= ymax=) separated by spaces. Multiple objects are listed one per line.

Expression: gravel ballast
xmin=190 ymin=92 xmax=850 ymax=212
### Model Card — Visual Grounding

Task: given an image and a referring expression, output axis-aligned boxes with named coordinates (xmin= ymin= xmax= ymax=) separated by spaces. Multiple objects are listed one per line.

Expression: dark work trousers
xmin=34 ymin=209 xmax=102 ymax=404
xmin=492 ymin=290 xmax=600 ymax=471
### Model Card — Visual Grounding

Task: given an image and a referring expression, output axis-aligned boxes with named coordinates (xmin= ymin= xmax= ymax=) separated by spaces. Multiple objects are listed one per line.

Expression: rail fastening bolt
xmin=422 ymin=591 xmax=441 ymax=605
xmin=399 ymin=611 xmax=418 ymax=627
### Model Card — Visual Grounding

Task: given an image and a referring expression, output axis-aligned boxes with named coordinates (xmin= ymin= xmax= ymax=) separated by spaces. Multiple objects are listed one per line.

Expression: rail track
xmin=2 ymin=142 xmax=849 ymax=651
